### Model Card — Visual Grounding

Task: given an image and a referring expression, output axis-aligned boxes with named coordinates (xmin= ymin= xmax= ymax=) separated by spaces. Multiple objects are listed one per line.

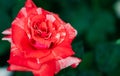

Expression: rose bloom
xmin=2 ymin=0 xmax=81 ymax=76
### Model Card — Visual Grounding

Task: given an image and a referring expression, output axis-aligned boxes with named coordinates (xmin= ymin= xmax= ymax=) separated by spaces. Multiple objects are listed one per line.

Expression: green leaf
xmin=12 ymin=0 xmax=25 ymax=19
xmin=0 ymin=10 xmax=11 ymax=33
xmin=59 ymin=4 xmax=92 ymax=35
xmin=86 ymin=11 xmax=115 ymax=46
xmin=78 ymin=70 xmax=102 ymax=76
xmin=107 ymin=65 xmax=120 ymax=76
xmin=0 ymin=40 xmax=10 ymax=55
xmin=56 ymin=67 xmax=77 ymax=76
xmin=0 ymin=0 xmax=16 ymax=11
xmin=72 ymin=41 xmax=84 ymax=58
xmin=86 ymin=28 xmax=107 ymax=46
xmin=95 ymin=43 xmax=120 ymax=73
xmin=33 ymin=0 xmax=51 ymax=10
xmin=79 ymin=52 xmax=94 ymax=70
xmin=116 ymin=39 xmax=120 ymax=44
xmin=99 ymin=0 xmax=116 ymax=8
xmin=93 ymin=11 xmax=115 ymax=34
xmin=14 ymin=71 xmax=33 ymax=76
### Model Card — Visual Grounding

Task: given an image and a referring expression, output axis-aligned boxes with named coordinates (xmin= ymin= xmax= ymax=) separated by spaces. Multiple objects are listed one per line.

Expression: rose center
xmin=32 ymin=22 xmax=51 ymax=39
xmin=30 ymin=21 xmax=53 ymax=49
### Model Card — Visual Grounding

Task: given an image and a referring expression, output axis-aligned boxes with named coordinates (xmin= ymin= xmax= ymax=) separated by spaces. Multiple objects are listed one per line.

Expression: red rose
xmin=2 ymin=0 xmax=81 ymax=76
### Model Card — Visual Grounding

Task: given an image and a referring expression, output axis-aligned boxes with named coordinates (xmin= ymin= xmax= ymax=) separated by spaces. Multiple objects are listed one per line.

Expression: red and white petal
xmin=2 ymin=36 xmax=11 ymax=42
xmin=36 ymin=8 xmax=42 ymax=15
xmin=12 ymin=23 xmax=26 ymax=48
xmin=53 ymin=14 xmax=65 ymax=24
xmin=55 ymin=57 xmax=81 ymax=73
xmin=46 ymin=14 xmax=56 ymax=22
xmin=25 ymin=0 xmax=37 ymax=9
xmin=64 ymin=23 xmax=77 ymax=41
xmin=17 ymin=7 xmax=28 ymax=18
xmin=2 ymin=28 xmax=12 ymax=35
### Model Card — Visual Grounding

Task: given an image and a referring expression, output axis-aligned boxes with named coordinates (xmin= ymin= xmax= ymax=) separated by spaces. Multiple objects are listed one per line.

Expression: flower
xmin=2 ymin=0 xmax=81 ymax=76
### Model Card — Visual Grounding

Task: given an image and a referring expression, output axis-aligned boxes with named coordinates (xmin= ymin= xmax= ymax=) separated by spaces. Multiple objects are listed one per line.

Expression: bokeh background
xmin=0 ymin=0 xmax=120 ymax=76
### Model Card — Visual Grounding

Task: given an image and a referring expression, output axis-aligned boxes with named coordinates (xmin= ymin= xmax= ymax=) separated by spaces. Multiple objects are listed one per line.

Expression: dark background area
xmin=0 ymin=0 xmax=120 ymax=76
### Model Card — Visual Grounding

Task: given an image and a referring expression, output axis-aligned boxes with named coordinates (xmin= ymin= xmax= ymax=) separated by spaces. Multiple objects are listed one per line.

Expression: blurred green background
xmin=0 ymin=0 xmax=120 ymax=76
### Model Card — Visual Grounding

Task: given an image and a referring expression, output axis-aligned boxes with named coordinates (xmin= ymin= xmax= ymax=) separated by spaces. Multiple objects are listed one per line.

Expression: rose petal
xmin=9 ymin=43 xmax=41 ymax=70
xmin=7 ymin=64 xmax=31 ymax=71
xmin=52 ymin=43 xmax=75 ymax=58
xmin=25 ymin=0 xmax=36 ymax=9
xmin=36 ymin=8 xmax=42 ymax=14
xmin=12 ymin=20 xmax=50 ymax=58
xmin=2 ymin=36 xmax=12 ymax=42
xmin=2 ymin=28 xmax=12 ymax=42
xmin=16 ymin=7 xmax=28 ymax=18
xmin=8 ymin=61 xmax=56 ymax=76
xmin=64 ymin=23 xmax=77 ymax=42
xmin=46 ymin=14 xmax=56 ymax=22
xmin=12 ymin=18 xmax=25 ymax=29
xmin=20 ymin=35 xmax=51 ymax=58
xmin=12 ymin=21 xmax=26 ymax=46
xmin=2 ymin=28 xmax=12 ymax=35
xmin=53 ymin=14 xmax=65 ymax=24
xmin=33 ymin=61 xmax=56 ymax=76
xmin=55 ymin=57 xmax=81 ymax=73
xmin=8 ymin=54 xmax=41 ymax=70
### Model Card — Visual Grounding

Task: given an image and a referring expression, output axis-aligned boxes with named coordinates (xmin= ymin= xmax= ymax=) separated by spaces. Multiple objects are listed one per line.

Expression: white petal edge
xmin=56 ymin=57 xmax=81 ymax=73
xmin=65 ymin=23 xmax=77 ymax=39
xmin=2 ymin=37 xmax=11 ymax=43
xmin=46 ymin=14 xmax=56 ymax=22
xmin=36 ymin=8 xmax=42 ymax=14
xmin=21 ymin=7 xmax=27 ymax=17
xmin=2 ymin=28 xmax=11 ymax=35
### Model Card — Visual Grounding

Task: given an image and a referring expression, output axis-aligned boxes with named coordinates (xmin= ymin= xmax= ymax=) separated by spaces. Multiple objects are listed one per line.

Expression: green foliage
xmin=0 ymin=10 xmax=11 ymax=33
xmin=0 ymin=0 xmax=120 ymax=76
xmin=79 ymin=51 xmax=94 ymax=70
xmin=13 ymin=72 xmax=33 ymax=76
xmin=95 ymin=43 xmax=120 ymax=73
xmin=86 ymin=11 xmax=115 ymax=46
xmin=78 ymin=70 xmax=102 ymax=76
xmin=0 ymin=41 xmax=10 ymax=55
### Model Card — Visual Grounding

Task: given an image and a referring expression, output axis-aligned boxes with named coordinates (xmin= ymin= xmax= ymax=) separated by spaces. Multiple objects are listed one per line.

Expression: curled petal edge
xmin=55 ymin=56 xmax=81 ymax=73
xmin=2 ymin=28 xmax=12 ymax=35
